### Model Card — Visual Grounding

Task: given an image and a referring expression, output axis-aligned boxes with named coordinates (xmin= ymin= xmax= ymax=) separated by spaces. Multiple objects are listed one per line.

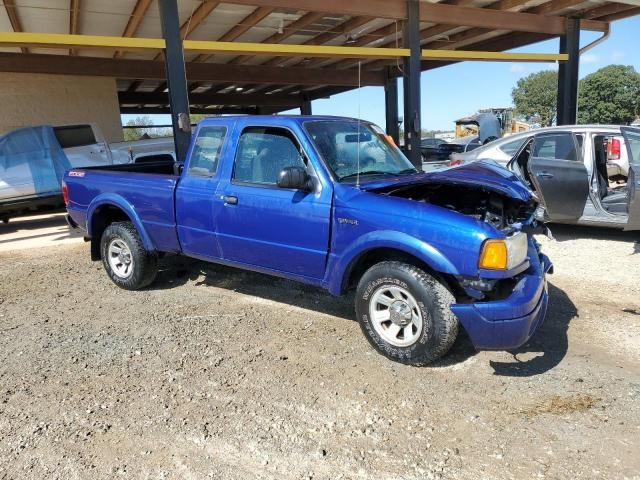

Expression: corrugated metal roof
xmin=0 ymin=0 xmax=637 ymax=111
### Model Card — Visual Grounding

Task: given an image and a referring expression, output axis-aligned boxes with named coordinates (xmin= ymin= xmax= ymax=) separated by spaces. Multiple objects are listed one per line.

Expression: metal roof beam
xmin=583 ymin=2 xmax=640 ymax=21
xmin=187 ymin=5 xmax=274 ymax=92
xmin=0 ymin=52 xmax=385 ymax=86
xmin=362 ymin=0 xmax=596 ymax=71
xmin=114 ymin=0 xmax=154 ymax=58
xmin=228 ymin=11 xmax=326 ymax=65
xmin=121 ymin=106 xmax=260 ymax=114
xmin=192 ymin=6 xmax=274 ymax=63
xmin=119 ymin=91 xmax=304 ymax=106
xmin=225 ymin=0 xmax=607 ymax=33
xmin=3 ymin=0 xmax=27 ymax=54
xmin=69 ymin=0 xmax=81 ymax=55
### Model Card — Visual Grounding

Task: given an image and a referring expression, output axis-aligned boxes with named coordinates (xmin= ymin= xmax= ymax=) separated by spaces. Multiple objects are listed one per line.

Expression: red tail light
xmin=449 ymin=159 xmax=462 ymax=166
xmin=62 ymin=181 xmax=69 ymax=205
xmin=607 ymin=138 xmax=621 ymax=161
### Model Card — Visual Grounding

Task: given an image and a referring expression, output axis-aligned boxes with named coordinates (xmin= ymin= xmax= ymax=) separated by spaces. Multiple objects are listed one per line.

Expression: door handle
xmin=222 ymin=195 xmax=238 ymax=205
xmin=536 ymin=171 xmax=554 ymax=179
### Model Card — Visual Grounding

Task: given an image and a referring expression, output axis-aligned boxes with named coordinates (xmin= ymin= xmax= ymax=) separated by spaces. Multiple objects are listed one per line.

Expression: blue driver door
xmin=216 ymin=126 xmax=331 ymax=280
xmin=175 ymin=124 xmax=228 ymax=259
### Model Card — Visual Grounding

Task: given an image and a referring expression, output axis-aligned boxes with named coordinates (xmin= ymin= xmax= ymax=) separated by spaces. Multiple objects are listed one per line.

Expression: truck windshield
xmin=304 ymin=120 xmax=418 ymax=182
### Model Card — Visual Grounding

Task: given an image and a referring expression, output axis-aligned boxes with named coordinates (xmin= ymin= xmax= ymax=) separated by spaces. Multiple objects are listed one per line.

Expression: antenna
xmin=356 ymin=60 xmax=362 ymax=189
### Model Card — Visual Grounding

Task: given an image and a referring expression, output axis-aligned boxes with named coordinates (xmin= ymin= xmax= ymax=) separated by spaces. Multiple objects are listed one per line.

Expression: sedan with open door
xmin=507 ymin=129 xmax=638 ymax=229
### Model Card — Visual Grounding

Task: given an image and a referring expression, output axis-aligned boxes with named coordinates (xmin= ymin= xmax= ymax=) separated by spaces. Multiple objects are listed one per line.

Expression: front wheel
xmin=100 ymin=221 xmax=158 ymax=290
xmin=355 ymin=261 xmax=458 ymax=366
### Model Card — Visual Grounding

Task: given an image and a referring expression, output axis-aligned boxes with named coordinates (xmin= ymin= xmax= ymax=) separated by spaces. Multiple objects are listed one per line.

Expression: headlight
xmin=479 ymin=232 xmax=528 ymax=270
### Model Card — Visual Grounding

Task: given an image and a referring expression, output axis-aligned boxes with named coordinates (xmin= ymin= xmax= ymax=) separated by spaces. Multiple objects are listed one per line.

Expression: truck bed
xmin=80 ymin=158 xmax=176 ymax=175
xmin=65 ymin=158 xmax=180 ymax=253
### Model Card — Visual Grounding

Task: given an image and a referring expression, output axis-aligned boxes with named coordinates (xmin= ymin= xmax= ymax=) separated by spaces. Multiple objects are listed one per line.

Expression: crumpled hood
xmin=361 ymin=160 xmax=533 ymax=202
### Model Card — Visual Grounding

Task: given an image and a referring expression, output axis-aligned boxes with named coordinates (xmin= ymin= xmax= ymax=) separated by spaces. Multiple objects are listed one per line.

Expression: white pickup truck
xmin=0 ymin=124 xmax=175 ymax=223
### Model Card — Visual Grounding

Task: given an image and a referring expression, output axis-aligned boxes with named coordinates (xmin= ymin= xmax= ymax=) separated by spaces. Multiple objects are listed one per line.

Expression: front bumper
xmin=450 ymin=240 xmax=552 ymax=350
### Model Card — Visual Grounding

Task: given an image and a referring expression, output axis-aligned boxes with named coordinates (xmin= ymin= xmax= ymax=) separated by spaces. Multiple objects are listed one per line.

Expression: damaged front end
xmin=359 ymin=160 xmax=553 ymax=351
xmin=373 ymin=181 xmax=538 ymax=233
xmin=364 ymin=160 xmax=551 ymax=305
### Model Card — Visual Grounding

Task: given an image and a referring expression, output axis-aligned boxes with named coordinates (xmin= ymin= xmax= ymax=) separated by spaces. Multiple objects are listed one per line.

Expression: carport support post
xmin=556 ymin=17 xmax=580 ymax=126
xmin=158 ymin=0 xmax=191 ymax=162
xmin=384 ymin=67 xmax=400 ymax=145
xmin=301 ymin=96 xmax=312 ymax=115
xmin=403 ymin=0 xmax=422 ymax=169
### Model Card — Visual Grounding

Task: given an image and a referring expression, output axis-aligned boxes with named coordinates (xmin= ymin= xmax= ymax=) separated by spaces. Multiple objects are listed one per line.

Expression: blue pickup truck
xmin=64 ymin=115 xmax=552 ymax=365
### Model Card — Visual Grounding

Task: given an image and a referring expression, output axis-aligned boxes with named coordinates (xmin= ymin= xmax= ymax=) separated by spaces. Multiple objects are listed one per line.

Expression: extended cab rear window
xmin=188 ymin=126 xmax=227 ymax=177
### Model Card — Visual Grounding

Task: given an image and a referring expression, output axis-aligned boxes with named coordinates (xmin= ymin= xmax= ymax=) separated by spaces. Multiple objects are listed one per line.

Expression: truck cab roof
xmin=197 ymin=115 xmax=366 ymax=128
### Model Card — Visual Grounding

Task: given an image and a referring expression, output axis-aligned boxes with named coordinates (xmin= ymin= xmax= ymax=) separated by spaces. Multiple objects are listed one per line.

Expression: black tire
xmin=100 ymin=221 xmax=158 ymax=290
xmin=355 ymin=261 xmax=458 ymax=366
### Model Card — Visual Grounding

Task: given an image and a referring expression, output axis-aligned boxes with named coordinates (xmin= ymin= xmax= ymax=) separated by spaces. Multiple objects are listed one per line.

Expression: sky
xmin=123 ymin=15 xmax=640 ymax=132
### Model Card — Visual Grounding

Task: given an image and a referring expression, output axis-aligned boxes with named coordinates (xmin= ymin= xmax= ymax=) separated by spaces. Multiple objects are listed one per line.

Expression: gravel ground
xmin=0 ymin=224 xmax=639 ymax=480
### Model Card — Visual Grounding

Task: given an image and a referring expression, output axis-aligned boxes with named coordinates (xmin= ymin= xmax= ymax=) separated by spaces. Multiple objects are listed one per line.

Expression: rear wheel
xmin=100 ymin=221 xmax=158 ymax=290
xmin=355 ymin=261 xmax=458 ymax=366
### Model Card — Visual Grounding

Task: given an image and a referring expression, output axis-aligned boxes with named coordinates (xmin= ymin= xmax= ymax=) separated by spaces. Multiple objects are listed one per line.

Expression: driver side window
xmin=233 ymin=127 xmax=305 ymax=185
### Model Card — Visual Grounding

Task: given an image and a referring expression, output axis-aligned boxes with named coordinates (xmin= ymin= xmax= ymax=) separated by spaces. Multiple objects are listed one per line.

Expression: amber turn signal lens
xmin=479 ymin=239 xmax=508 ymax=270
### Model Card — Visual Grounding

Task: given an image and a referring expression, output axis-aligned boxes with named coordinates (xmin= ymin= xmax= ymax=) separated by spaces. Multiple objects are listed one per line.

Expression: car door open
xmin=621 ymin=127 xmax=640 ymax=231
xmin=526 ymin=132 xmax=589 ymax=222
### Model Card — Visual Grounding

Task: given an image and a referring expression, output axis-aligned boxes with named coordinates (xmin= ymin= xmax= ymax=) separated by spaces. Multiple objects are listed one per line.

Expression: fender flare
xmin=327 ymin=230 xmax=460 ymax=295
xmin=86 ymin=193 xmax=155 ymax=252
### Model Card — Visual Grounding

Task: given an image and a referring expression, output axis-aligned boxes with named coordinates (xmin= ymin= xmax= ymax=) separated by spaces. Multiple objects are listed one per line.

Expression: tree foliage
xmin=511 ymin=70 xmax=558 ymax=127
xmin=123 ymin=116 xmax=171 ymax=141
xmin=577 ymin=65 xmax=640 ymax=125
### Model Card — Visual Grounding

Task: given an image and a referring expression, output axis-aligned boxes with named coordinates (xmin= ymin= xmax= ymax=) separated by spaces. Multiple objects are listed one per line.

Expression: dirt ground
xmin=0 ymin=219 xmax=639 ymax=480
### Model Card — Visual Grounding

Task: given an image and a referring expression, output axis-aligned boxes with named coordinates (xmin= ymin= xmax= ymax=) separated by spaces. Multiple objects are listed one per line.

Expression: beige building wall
xmin=0 ymin=73 xmax=123 ymax=142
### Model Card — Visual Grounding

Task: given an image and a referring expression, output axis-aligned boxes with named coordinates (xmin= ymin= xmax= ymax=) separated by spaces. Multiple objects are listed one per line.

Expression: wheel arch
xmin=87 ymin=195 xmax=154 ymax=260
xmin=330 ymin=232 xmax=460 ymax=296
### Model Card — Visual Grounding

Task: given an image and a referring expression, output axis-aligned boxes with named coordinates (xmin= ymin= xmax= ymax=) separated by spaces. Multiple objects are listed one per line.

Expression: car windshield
xmin=304 ymin=120 xmax=417 ymax=182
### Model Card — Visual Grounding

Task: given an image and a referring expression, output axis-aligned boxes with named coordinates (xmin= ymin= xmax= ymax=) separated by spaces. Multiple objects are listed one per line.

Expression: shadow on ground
xmin=153 ymin=254 xmax=355 ymax=321
xmin=0 ymin=213 xmax=81 ymax=246
xmin=152 ymin=258 xmax=576 ymax=373
xmin=0 ymin=211 xmax=65 ymax=233
xmin=489 ymin=282 xmax=577 ymax=377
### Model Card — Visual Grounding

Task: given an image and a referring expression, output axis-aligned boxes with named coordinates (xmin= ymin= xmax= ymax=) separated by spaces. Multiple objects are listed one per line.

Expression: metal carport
xmin=0 ymin=0 xmax=638 ymax=165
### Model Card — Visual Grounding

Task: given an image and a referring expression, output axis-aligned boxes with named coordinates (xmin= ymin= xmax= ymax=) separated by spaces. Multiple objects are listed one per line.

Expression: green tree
xmin=123 ymin=116 xmax=154 ymax=141
xmin=189 ymin=114 xmax=211 ymax=124
xmin=511 ymin=70 xmax=558 ymax=127
xmin=122 ymin=116 xmax=172 ymax=141
xmin=578 ymin=65 xmax=640 ymax=125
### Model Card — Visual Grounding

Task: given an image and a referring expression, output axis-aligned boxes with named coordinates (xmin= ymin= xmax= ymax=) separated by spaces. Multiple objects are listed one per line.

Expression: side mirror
xmin=173 ymin=162 xmax=184 ymax=176
xmin=277 ymin=166 xmax=312 ymax=191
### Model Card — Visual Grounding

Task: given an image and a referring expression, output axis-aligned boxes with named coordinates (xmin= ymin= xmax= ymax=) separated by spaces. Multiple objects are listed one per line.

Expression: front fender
xmin=325 ymin=230 xmax=460 ymax=295
xmin=87 ymin=193 xmax=155 ymax=251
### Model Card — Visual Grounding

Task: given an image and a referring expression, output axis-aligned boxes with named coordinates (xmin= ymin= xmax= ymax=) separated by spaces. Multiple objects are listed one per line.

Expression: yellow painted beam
xmin=422 ymin=49 xmax=568 ymax=62
xmin=183 ymin=40 xmax=408 ymax=58
xmin=0 ymin=32 xmax=164 ymax=50
xmin=0 ymin=32 xmax=567 ymax=63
